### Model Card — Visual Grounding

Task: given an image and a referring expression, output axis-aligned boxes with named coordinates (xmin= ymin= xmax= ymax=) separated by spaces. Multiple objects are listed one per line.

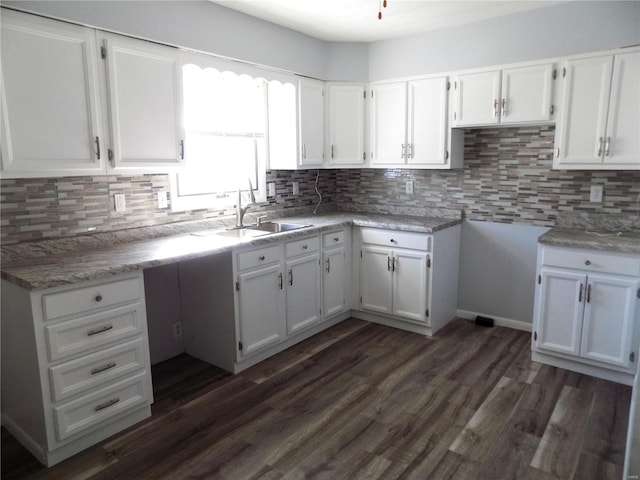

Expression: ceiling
xmin=209 ymin=0 xmax=563 ymax=42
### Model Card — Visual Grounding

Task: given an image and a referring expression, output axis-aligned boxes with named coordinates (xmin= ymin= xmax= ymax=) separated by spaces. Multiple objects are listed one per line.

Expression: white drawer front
xmin=49 ymin=337 xmax=147 ymax=402
xmin=43 ymin=276 xmax=141 ymax=321
xmin=53 ymin=371 xmax=151 ymax=441
xmin=45 ymin=304 xmax=144 ymax=362
xmin=360 ymin=228 xmax=431 ymax=251
xmin=323 ymin=230 xmax=346 ymax=248
xmin=237 ymin=245 xmax=281 ymax=271
xmin=285 ymin=235 xmax=319 ymax=258
xmin=541 ymin=246 xmax=640 ymax=276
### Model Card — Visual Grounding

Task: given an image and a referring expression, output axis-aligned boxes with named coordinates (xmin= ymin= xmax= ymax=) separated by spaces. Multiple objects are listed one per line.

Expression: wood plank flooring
xmin=1 ymin=318 xmax=632 ymax=480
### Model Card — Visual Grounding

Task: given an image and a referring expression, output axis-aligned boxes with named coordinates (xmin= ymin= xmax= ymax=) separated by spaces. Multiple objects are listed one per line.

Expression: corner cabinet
xmin=553 ymin=50 xmax=640 ymax=170
xmin=370 ymin=77 xmax=463 ymax=169
xmin=532 ymin=244 xmax=640 ymax=385
xmin=1 ymin=272 xmax=153 ymax=466
xmin=355 ymin=225 xmax=461 ymax=335
xmin=451 ymin=63 xmax=555 ymax=127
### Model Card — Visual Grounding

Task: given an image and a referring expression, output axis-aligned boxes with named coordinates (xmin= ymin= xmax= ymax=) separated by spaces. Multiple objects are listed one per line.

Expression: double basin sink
xmin=193 ymin=221 xmax=311 ymax=240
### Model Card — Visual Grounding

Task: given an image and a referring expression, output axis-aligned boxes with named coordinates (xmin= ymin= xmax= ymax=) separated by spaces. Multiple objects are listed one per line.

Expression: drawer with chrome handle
xmin=44 ymin=304 xmax=144 ymax=362
xmin=42 ymin=276 xmax=141 ymax=321
xmin=541 ymin=246 xmax=640 ymax=276
xmin=52 ymin=371 xmax=151 ymax=441
xmin=360 ymin=227 xmax=431 ymax=251
xmin=322 ymin=230 xmax=345 ymax=248
xmin=285 ymin=235 xmax=319 ymax=258
xmin=48 ymin=337 xmax=147 ymax=402
xmin=237 ymin=245 xmax=280 ymax=271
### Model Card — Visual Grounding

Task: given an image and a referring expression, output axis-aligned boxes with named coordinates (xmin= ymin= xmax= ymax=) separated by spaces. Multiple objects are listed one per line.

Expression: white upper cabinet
xmin=371 ymin=77 xmax=460 ymax=169
xmin=0 ymin=11 xmax=105 ymax=178
xmin=452 ymin=63 xmax=554 ymax=127
xmin=554 ymin=50 xmax=640 ymax=170
xmin=99 ymin=33 xmax=185 ymax=173
xmin=326 ymin=83 xmax=365 ymax=167
xmin=298 ymin=78 xmax=324 ymax=167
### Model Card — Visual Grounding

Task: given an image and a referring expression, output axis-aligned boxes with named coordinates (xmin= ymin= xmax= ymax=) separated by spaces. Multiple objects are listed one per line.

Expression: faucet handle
xmin=256 ymin=215 xmax=268 ymax=226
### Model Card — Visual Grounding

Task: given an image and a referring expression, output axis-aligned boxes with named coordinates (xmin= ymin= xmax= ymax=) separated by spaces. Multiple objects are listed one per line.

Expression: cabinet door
xmin=603 ymin=52 xmax=640 ymax=166
xmin=407 ymin=77 xmax=448 ymax=166
xmin=555 ymin=55 xmax=613 ymax=166
xmin=100 ymin=33 xmax=184 ymax=172
xmin=392 ymin=249 xmax=429 ymax=322
xmin=298 ymin=78 xmax=324 ymax=167
xmin=581 ymin=274 xmax=638 ymax=369
xmin=453 ymin=71 xmax=501 ymax=126
xmin=285 ymin=254 xmax=321 ymax=335
xmin=501 ymin=64 xmax=554 ymax=124
xmin=327 ymin=84 xmax=365 ymax=166
xmin=361 ymin=246 xmax=393 ymax=314
xmin=323 ymin=247 xmax=346 ymax=318
xmin=535 ymin=268 xmax=585 ymax=357
xmin=370 ymin=83 xmax=407 ymax=166
xmin=237 ymin=264 xmax=285 ymax=358
xmin=0 ymin=11 xmax=104 ymax=177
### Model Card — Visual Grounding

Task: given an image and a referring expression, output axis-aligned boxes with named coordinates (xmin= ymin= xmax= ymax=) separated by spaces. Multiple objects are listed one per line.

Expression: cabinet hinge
xmin=537 ymin=274 xmax=541 ymax=285
xmin=100 ymin=46 xmax=106 ymax=59
xmin=445 ymin=150 xmax=449 ymax=160
xmin=108 ymin=149 xmax=114 ymax=161
xmin=238 ymin=341 xmax=243 ymax=351
xmin=426 ymin=309 xmax=429 ymax=317
xmin=550 ymin=105 xmax=555 ymax=115
xmin=562 ymin=67 xmax=567 ymax=78
xmin=427 ymin=258 xmax=431 ymax=268
xmin=552 ymin=68 xmax=557 ymax=80
xmin=631 ymin=352 xmax=636 ymax=362
xmin=534 ymin=331 xmax=538 ymax=341
xmin=235 ymin=280 xmax=240 ymax=291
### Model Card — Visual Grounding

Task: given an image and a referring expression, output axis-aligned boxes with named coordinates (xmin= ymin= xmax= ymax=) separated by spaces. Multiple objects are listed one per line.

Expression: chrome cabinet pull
xmin=302 ymin=244 xmax=308 ymax=250
xmin=258 ymin=255 xmax=265 ymax=261
xmin=331 ymin=144 xmax=334 ymax=159
xmin=278 ymin=273 xmax=283 ymax=290
xmin=95 ymin=137 xmax=101 ymax=160
xmin=587 ymin=284 xmax=592 ymax=303
xmin=94 ymin=397 xmax=120 ymax=412
xmin=387 ymin=256 xmax=392 ymax=271
xmin=604 ymin=137 xmax=611 ymax=156
xmin=585 ymin=260 xmax=591 ymax=266
xmin=578 ymin=284 xmax=583 ymax=302
xmin=91 ymin=362 xmax=117 ymax=375
xmin=392 ymin=257 xmax=396 ymax=272
xmin=302 ymin=144 xmax=307 ymax=159
xmin=288 ymin=269 xmax=293 ymax=286
xmin=334 ymin=237 xmax=339 ymax=242
xmin=493 ymin=99 xmax=498 ymax=117
xmin=180 ymin=139 xmax=185 ymax=160
xmin=501 ymin=98 xmax=507 ymax=117
xmin=597 ymin=137 xmax=604 ymax=156
xmin=326 ymin=258 xmax=331 ymax=273
xmin=95 ymin=294 xmax=103 ymax=302
xmin=87 ymin=325 xmax=113 ymax=336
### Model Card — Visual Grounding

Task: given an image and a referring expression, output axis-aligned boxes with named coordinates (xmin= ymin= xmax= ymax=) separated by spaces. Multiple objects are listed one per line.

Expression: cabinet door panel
xmin=237 ymin=265 xmax=285 ymax=357
xmin=285 ymin=254 xmax=321 ymax=335
xmin=0 ymin=11 xmax=104 ymax=176
xmin=407 ymin=77 xmax=448 ymax=166
xmin=298 ymin=79 xmax=324 ymax=166
xmin=327 ymin=85 xmax=365 ymax=166
xmin=501 ymin=64 xmax=553 ymax=123
xmin=535 ymin=268 xmax=585 ymax=356
xmin=101 ymin=33 xmax=183 ymax=171
xmin=361 ymin=246 xmax=393 ymax=314
xmin=454 ymin=71 xmax=500 ymax=126
xmin=556 ymin=56 xmax=613 ymax=165
xmin=371 ymin=83 xmax=407 ymax=165
xmin=323 ymin=247 xmax=346 ymax=318
xmin=604 ymin=52 xmax=640 ymax=165
xmin=392 ymin=250 xmax=428 ymax=322
xmin=581 ymin=274 xmax=638 ymax=369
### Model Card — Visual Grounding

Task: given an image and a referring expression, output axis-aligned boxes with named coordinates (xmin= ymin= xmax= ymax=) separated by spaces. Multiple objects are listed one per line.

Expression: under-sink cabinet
xmin=354 ymin=225 xmax=460 ymax=336
xmin=532 ymin=244 xmax=640 ymax=385
xmin=0 ymin=271 xmax=153 ymax=466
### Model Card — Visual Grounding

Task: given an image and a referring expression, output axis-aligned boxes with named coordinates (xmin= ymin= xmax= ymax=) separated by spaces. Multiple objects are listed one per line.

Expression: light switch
xmin=268 ymin=182 xmax=276 ymax=197
xmin=590 ymin=185 xmax=603 ymax=203
xmin=406 ymin=181 xmax=414 ymax=195
xmin=157 ymin=191 xmax=168 ymax=209
xmin=114 ymin=193 xmax=126 ymax=213
xmin=292 ymin=181 xmax=299 ymax=195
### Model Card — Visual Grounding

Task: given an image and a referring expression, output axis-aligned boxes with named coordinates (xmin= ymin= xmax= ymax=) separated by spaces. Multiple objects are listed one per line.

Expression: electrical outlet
xmin=114 ymin=193 xmax=126 ymax=213
xmin=590 ymin=185 xmax=603 ymax=203
xmin=292 ymin=181 xmax=299 ymax=195
xmin=157 ymin=191 xmax=168 ymax=209
xmin=406 ymin=181 xmax=414 ymax=195
xmin=173 ymin=322 xmax=183 ymax=338
xmin=268 ymin=182 xmax=276 ymax=197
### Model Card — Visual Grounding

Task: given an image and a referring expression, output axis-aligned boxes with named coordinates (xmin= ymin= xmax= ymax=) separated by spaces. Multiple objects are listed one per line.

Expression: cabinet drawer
xmin=53 ymin=371 xmax=151 ymax=441
xmin=360 ymin=228 xmax=431 ymax=251
xmin=285 ymin=236 xmax=319 ymax=258
xmin=541 ymin=246 xmax=640 ymax=276
xmin=49 ymin=337 xmax=147 ymax=402
xmin=237 ymin=245 xmax=281 ymax=271
xmin=45 ymin=304 xmax=144 ymax=362
xmin=42 ymin=276 xmax=141 ymax=321
xmin=323 ymin=230 xmax=346 ymax=248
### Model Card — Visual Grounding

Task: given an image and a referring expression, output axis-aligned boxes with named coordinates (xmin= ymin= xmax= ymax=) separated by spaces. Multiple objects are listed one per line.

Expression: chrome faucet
xmin=235 ymin=178 xmax=256 ymax=228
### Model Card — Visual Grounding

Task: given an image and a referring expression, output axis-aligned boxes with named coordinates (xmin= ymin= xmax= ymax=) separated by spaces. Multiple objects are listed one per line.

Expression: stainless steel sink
xmin=191 ymin=228 xmax=269 ymax=239
xmin=249 ymin=221 xmax=311 ymax=233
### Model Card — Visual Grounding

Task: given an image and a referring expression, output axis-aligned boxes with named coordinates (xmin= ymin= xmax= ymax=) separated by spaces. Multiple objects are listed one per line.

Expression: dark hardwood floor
xmin=1 ymin=318 xmax=632 ymax=479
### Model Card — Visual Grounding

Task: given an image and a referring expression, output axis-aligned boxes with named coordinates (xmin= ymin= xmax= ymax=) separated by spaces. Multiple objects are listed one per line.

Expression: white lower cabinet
xmin=284 ymin=237 xmax=321 ymax=335
xmin=0 ymin=272 xmax=153 ymax=466
xmin=533 ymin=245 xmax=640 ymax=384
xmin=322 ymin=229 xmax=349 ymax=319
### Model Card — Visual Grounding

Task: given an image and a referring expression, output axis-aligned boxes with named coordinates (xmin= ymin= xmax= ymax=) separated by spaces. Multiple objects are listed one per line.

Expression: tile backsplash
xmin=2 ymin=125 xmax=639 ymax=245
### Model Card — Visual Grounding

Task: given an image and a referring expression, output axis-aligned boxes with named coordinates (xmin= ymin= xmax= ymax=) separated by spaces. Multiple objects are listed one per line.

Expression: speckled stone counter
xmin=539 ymin=227 xmax=640 ymax=255
xmin=1 ymin=212 xmax=461 ymax=291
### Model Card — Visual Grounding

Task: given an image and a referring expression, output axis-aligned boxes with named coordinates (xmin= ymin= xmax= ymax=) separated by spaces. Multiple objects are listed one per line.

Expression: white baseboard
xmin=456 ymin=309 xmax=532 ymax=332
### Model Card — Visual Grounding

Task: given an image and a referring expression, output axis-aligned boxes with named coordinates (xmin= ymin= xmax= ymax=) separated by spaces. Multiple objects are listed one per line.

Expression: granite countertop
xmin=539 ymin=227 xmax=640 ymax=255
xmin=1 ymin=212 xmax=461 ymax=291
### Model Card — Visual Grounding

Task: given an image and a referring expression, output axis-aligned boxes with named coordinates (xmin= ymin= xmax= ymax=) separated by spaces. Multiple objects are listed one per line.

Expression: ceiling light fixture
xmin=378 ymin=0 xmax=388 ymax=20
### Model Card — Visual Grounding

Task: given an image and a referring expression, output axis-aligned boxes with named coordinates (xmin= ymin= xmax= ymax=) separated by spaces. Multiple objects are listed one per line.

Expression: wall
xmin=0 ymin=0 xmax=368 ymax=81
xmin=369 ymin=1 xmax=640 ymax=80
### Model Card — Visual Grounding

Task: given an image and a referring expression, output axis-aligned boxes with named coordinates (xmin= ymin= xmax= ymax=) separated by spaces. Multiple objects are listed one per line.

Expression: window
xmin=170 ymin=55 xmax=274 ymax=212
